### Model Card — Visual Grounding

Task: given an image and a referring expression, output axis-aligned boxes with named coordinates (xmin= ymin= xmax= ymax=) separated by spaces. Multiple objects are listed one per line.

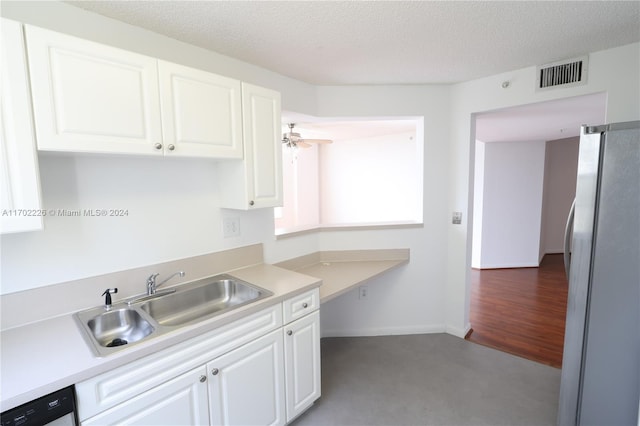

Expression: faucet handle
xmin=102 ymin=288 xmax=118 ymax=310
xmin=147 ymin=273 xmax=159 ymax=286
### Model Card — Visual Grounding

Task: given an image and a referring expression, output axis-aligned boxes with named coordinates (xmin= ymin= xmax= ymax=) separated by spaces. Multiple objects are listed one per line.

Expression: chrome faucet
xmin=146 ymin=271 xmax=185 ymax=295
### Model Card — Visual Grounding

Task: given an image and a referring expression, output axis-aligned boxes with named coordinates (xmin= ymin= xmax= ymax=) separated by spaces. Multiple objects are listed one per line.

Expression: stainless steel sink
xmin=140 ymin=277 xmax=271 ymax=326
xmin=75 ymin=274 xmax=272 ymax=357
xmin=87 ymin=308 xmax=154 ymax=347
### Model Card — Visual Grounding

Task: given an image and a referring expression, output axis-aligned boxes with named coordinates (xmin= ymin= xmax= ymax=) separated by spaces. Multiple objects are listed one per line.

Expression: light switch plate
xmin=452 ymin=211 xmax=463 ymax=225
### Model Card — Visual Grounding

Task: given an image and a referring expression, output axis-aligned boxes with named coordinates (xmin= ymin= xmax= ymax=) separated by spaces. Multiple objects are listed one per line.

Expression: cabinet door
xmin=242 ymin=83 xmax=282 ymax=208
xmin=82 ymin=366 xmax=210 ymax=426
xmin=208 ymin=329 xmax=286 ymax=425
xmin=25 ymin=25 xmax=163 ymax=155
xmin=218 ymin=83 xmax=282 ymax=209
xmin=283 ymin=310 xmax=321 ymax=422
xmin=0 ymin=19 xmax=43 ymax=234
xmin=158 ymin=61 xmax=243 ymax=158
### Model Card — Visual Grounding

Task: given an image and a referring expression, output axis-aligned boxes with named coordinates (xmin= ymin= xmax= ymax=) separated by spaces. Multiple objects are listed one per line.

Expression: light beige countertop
xmin=276 ymin=249 xmax=410 ymax=303
xmin=1 ymin=246 xmax=408 ymax=411
xmin=0 ymin=263 xmax=320 ymax=412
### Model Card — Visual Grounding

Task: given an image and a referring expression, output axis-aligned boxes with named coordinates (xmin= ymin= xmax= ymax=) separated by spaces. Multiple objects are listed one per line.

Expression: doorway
xmin=466 ymin=93 xmax=607 ymax=366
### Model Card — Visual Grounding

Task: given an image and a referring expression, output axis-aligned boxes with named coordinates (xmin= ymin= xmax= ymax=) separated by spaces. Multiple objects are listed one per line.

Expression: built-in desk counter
xmin=276 ymin=249 xmax=410 ymax=303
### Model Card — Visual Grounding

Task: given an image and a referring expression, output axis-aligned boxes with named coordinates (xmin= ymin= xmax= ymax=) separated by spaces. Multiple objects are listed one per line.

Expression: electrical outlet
xmin=358 ymin=286 xmax=368 ymax=300
xmin=222 ymin=217 xmax=240 ymax=238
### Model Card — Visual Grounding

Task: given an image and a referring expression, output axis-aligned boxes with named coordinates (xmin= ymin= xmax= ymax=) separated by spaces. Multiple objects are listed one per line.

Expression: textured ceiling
xmin=285 ymin=93 xmax=607 ymax=142
xmin=66 ymin=1 xmax=640 ymax=85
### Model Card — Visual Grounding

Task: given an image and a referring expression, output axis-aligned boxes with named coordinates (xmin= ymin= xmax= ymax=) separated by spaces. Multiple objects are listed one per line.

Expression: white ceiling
xmin=475 ymin=92 xmax=608 ymax=143
xmin=66 ymin=1 xmax=640 ymax=85
xmin=287 ymin=92 xmax=608 ymax=143
xmin=284 ymin=117 xmax=419 ymax=141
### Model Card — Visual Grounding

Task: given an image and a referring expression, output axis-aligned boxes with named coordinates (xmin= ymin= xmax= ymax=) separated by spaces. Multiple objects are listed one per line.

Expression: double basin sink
xmin=75 ymin=274 xmax=273 ymax=357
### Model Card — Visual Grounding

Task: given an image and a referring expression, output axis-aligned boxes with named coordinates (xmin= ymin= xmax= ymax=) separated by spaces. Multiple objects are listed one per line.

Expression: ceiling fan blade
xmin=300 ymin=138 xmax=333 ymax=145
xmin=282 ymin=124 xmax=332 ymax=148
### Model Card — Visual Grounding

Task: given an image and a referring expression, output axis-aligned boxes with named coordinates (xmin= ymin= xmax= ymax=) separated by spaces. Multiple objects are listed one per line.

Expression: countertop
xmin=0 ymin=263 xmax=320 ymax=412
xmin=1 ymin=248 xmax=410 ymax=411
xmin=276 ymin=249 xmax=410 ymax=303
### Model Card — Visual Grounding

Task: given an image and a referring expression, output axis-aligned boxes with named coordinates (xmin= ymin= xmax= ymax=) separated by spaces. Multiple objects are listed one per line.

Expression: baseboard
xmin=445 ymin=322 xmax=471 ymax=339
xmin=476 ymin=262 xmax=540 ymax=269
xmin=321 ymin=324 xmax=446 ymax=338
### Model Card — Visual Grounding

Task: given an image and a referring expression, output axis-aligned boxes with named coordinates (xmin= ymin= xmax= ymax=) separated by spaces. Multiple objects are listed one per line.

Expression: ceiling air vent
xmin=536 ymin=56 xmax=588 ymax=91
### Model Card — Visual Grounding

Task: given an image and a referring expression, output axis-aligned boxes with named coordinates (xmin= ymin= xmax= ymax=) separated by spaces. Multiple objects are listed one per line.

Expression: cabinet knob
xmin=199 ymin=375 xmax=207 ymax=383
xmin=168 ymin=144 xmax=175 ymax=151
xmin=154 ymin=143 xmax=163 ymax=150
xmin=249 ymin=200 xmax=255 ymax=206
xmin=287 ymin=330 xmax=293 ymax=336
xmin=302 ymin=303 xmax=308 ymax=308
xmin=211 ymin=368 xmax=219 ymax=376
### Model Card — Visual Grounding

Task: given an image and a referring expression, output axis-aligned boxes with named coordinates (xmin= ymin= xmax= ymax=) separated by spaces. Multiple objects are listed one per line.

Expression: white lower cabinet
xmin=208 ymin=329 xmax=286 ymax=426
xmin=283 ymin=310 xmax=321 ymax=422
xmin=82 ymin=367 xmax=210 ymax=426
xmin=76 ymin=292 xmax=320 ymax=425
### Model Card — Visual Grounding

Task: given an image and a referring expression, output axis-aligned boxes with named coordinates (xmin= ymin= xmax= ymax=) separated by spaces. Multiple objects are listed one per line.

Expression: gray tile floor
xmin=293 ymin=334 xmax=560 ymax=426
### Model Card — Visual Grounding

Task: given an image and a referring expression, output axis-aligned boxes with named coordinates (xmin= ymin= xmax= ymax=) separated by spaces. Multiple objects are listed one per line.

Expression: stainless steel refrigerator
xmin=558 ymin=121 xmax=639 ymax=425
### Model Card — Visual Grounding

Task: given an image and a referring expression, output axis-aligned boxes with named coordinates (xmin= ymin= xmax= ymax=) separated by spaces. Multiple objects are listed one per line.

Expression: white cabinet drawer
xmin=76 ymin=303 xmax=282 ymax=421
xmin=282 ymin=288 xmax=319 ymax=324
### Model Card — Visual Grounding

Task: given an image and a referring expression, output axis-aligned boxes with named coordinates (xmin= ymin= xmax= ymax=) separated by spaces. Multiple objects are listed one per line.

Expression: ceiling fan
xmin=282 ymin=123 xmax=333 ymax=149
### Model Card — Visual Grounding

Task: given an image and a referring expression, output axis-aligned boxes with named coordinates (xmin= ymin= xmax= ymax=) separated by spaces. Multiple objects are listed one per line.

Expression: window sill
xmin=275 ymin=221 xmax=423 ymax=239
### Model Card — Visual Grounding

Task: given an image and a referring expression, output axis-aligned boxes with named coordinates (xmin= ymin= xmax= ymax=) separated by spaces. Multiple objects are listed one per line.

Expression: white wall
xmin=319 ymin=131 xmax=420 ymax=224
xmin=473 ymin=136 xmax=580 ymax=269
xmin=477 ymin=140 xmax=546 ymax=268
xmin=447 ymin=41 xmax=640 ymax=335
xmin=471 ymin=141 xmax=485 ymax=268
xmin=1 ymin=1 xmax=638 ymax=339
xmin=275 ymin=144 xmax=320 ymax=233
xmin=0 ymin=1 xmax=319 ymax=293
xmin=540 ymin=137 xmax=580 ymax=255
xmin=311 ymin=85 xmax=453 ymax=336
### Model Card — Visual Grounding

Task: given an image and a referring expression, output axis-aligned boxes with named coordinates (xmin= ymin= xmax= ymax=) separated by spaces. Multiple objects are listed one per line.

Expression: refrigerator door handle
xmin=564 ymin=198 xmax=576 ymax=279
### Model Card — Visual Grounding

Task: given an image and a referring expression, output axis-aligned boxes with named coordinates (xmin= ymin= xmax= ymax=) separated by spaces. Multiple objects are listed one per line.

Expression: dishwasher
xmin=1 ymin=386 xmax=77 ymax=426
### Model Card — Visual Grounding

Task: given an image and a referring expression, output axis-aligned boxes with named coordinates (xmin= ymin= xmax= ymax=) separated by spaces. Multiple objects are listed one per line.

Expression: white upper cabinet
xmin=219 ymin=83 xmax=282 ymax=209
xmin=25 ymin=25 xmax=163 ymax=155
xmin=243 ymin=83 xmax=283 ymax=208
xmin=24 ymin=25 xmax=248 ymax=159
xmin=158 ymin=61 xmax=243 ymax=158
xmin=1 ymin=19 xmax=43 ymax=234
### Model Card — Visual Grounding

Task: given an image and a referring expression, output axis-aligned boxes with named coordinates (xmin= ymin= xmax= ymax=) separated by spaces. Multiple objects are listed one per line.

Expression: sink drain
xmin=107 ymin=338 xmax=128 ymax=347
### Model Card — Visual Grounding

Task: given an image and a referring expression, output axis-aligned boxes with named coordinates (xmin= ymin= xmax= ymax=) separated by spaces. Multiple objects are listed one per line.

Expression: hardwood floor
xmin=466 ymin=254 xmax=568 ymax=368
